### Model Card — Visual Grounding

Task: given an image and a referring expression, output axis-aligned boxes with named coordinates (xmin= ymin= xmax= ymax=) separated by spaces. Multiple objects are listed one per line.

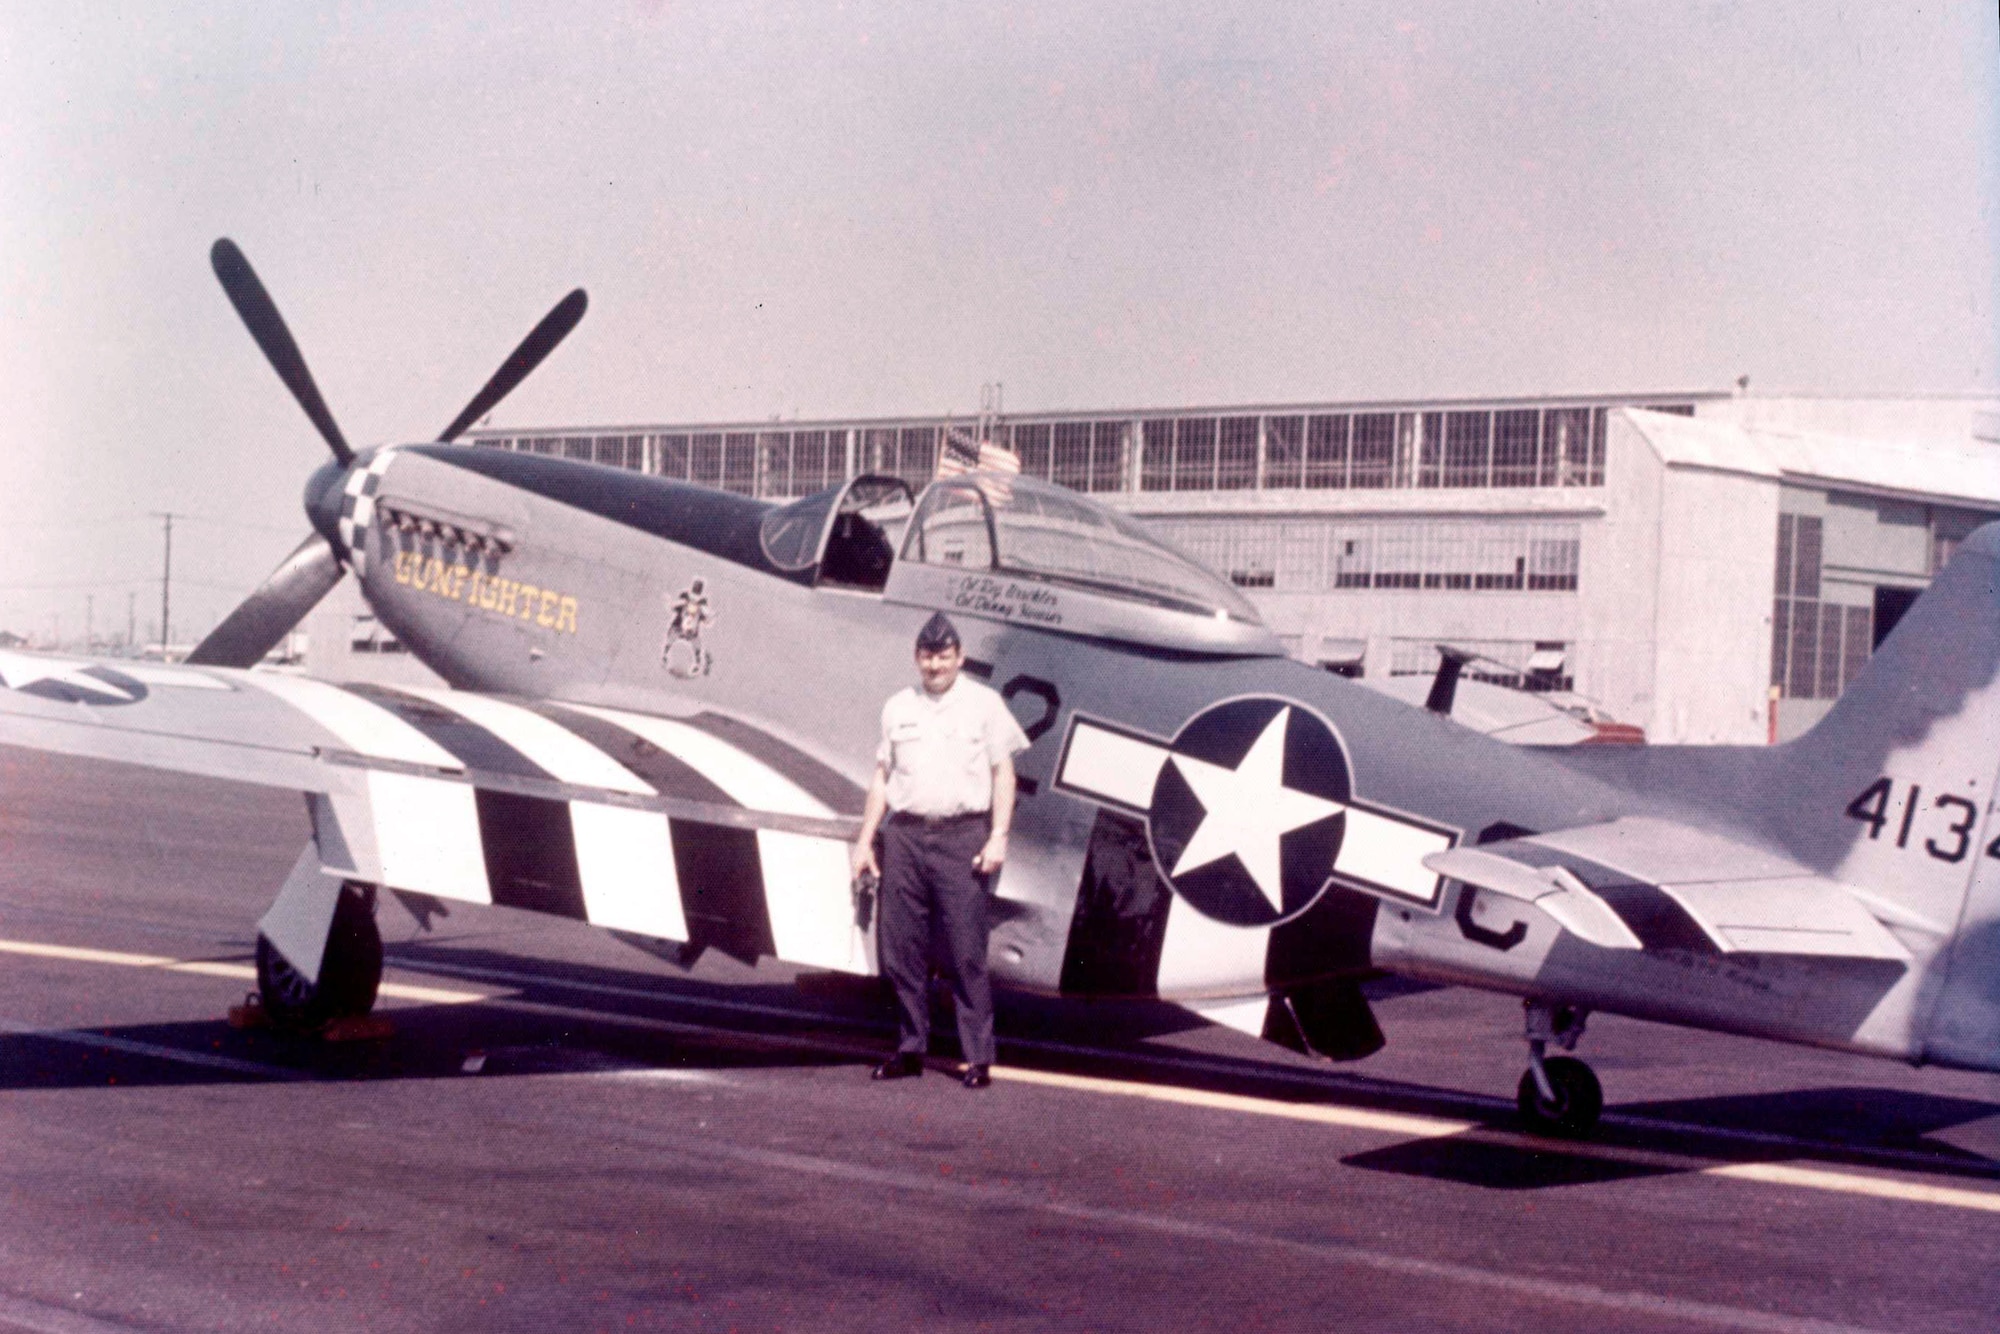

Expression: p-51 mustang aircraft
xmin=3 ymin=241 xmax=1996 ymax=1136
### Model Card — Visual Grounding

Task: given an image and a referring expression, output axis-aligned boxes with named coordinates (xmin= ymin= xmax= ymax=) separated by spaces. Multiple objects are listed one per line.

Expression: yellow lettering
xmin=450 ymin=564 xmax=469 ymax=600
xmin=394 ymin=550 xmax=413 ymax=585
xmin=537 ymin=588 xmax=558 ymax=627
xmin=478 ymin=574 xmax=498 ymax=610
xmin=517 ymin=584 xmax=539 ymax=619
xmin=555 ymin=596 xmax=578 ymax=635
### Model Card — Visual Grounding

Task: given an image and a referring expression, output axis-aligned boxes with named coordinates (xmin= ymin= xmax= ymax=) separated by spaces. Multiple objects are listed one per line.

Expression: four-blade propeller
xmin=186 ymin=240 xmax=587 ymax=668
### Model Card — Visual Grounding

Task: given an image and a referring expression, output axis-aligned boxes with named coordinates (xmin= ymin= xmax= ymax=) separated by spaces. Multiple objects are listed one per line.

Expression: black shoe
xmin=871 ymin=1053 xmax=923 ymax=1081
xmin=961 ymin=1064 xmax=991 ymax=1090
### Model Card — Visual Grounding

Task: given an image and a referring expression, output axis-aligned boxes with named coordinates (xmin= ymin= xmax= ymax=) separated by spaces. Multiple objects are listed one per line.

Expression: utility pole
xmin=126 ymin=592 xmax=136 ymax=652
xmin=150 ymin=511 xmax=179 ymax=656
xmin=85 ymin=595 xmax=93 ymax=652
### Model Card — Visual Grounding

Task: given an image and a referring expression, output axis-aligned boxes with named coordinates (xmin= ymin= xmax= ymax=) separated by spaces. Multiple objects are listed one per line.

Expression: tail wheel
xmin=255 ymin=882 xmax=383 ymax=1032
xmin=1516 ymin=1055 xmax=1603 ymax=1138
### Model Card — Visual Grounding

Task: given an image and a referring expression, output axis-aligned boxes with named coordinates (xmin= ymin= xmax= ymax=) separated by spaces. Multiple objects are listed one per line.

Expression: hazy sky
xmin=2 ymin=1 xmax=1995 ymax=641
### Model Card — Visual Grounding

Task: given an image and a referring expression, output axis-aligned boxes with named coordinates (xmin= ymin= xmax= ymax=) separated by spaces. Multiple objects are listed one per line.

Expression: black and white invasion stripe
xmin=240 ymin=673 xmax=871 ymax=975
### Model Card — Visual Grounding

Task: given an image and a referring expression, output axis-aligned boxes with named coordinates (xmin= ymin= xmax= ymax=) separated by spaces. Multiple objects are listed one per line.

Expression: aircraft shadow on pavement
xmin=0 ymin=990 xmax=862 ymax=1094
xmin=1342 ymin=1085 xmax=2000 ymax=1192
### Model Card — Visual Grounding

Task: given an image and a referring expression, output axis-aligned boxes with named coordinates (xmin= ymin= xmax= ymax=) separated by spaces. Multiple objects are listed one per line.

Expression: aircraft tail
xmin=1781 ymin=521 xmax=2000 ymax=1066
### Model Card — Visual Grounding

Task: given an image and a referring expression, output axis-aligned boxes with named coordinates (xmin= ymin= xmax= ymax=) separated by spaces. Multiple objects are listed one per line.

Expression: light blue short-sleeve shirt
xmin=877 ymin=677 xmax=1031 ymax=817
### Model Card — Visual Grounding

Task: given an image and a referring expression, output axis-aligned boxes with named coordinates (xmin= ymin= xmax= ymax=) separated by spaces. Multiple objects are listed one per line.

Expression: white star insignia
xmin=1168 ymin=707 xmax=1344 ymax=912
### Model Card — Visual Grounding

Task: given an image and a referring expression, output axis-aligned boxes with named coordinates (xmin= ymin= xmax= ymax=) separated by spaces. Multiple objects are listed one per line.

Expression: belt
xmin=888 ymin=809 xmax=988 ymax=828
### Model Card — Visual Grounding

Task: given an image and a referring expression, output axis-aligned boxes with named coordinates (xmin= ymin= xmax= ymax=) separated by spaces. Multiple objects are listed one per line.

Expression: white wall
xmin=1651 ymin=466 xmax=1779 ymax=744
xmin=1583 ymin=413 xmax=1666 ymax=733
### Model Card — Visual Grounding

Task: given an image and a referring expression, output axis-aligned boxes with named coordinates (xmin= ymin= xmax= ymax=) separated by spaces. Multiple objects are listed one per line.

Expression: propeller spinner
xmin=184 ymin=241 xmax=587 ymax=668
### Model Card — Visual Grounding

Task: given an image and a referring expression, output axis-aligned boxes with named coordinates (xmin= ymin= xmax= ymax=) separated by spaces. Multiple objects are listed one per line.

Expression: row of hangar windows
xmin=1153 ymin=518 xmax=1583 ymax=594
xmin=477 ymin=402 xmax=1695 ymax=502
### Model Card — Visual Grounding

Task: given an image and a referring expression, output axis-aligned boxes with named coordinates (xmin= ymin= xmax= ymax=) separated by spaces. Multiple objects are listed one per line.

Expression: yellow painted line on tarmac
xmin=996 ymin=1063 xmax=1478 ymax=1138
xmin=0 ymin=936 xmax=489 ymax=1005
xmin=993 ymin=1065 xmax=2000 ymax=1215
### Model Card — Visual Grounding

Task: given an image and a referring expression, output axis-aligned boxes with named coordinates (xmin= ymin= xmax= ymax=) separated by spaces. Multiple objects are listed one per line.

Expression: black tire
xmin=1516 ymin=1055 xmax=1603 ymax=1138
xmin=255 ymin=883 xmax=383 ymax=1032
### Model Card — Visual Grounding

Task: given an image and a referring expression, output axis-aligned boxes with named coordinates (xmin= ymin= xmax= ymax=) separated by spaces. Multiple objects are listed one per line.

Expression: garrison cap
xmin=915 ymin=612 xmax=961 ymax=652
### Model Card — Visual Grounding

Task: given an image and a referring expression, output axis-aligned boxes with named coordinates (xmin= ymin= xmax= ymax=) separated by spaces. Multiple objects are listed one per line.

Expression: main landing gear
xmin=255 ymin=881 xmax=384 ymax=1033
xmin=1516 ymin=999 xmax=1602 ymax=1138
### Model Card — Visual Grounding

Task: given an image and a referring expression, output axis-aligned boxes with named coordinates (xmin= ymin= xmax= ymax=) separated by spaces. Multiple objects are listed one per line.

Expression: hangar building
xmin=309 ymin=392 xmax=1999 ymax=746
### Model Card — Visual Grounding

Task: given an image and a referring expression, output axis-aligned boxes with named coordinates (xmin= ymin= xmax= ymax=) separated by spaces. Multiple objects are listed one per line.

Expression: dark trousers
xmin=880 ymin=813 xmax=995 ymax=1066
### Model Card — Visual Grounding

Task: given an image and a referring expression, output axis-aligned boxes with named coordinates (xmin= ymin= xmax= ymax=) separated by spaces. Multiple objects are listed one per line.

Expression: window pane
xmin=1771 ymin=599 xmax=1790 ymax=688
xmin=1775 ymin=515 xmax=1795 ymax=595
xmin=1787 ymin=599 xmax=1820 ymax=699
xmin=690 ymin=433 xmax=723 ymax=486
xmin=1089 ymin=420 xmax=1126 ymax=492
xmin=1544 ymin=409 xmax=1592 ymax=486
xmin=723 ymin=432 xmax=758 ymax=494
xmin=1443 ymin=411 xmax=1490 ymax=488
xmin=896 ymin=427 xmax=937 ymax=491
xmin=1791 ymin=515 xmax=1822 ymax=599
xmin=1418 ymin=413 xmax=1444 ymax=487
xmin=657 ymin=434 xmax=689 ymax=479
xmin=1140 ymin=419 xmax=1174 ymax=492
xmin=1816 ymin=603 xmax=1846 ymax=699
xmin=1349 ymin=414 xmax=1393 ymax=489
xmin=1493 ymin=410 xmax=1539 ymax=487
xmin=1052 ymin=422 xmax=1091 ymax=490
xmin=756 ymin=432 xmax=791 ymax=496
xmin=1842 ymin=604 xmax=1872 ymax=690
xmin=1173 ymin=417 xmax=1217 ymax=491
xmin=1217 ymin=416 xmax=1258 ymax=490
xmin=1299 ymin=415 xmax=1342 ymax=489
xmin=1012 ymin=423 xmax=1052 ymax=481
xmin=1265 ymin=415 xmax=1304 ymax=489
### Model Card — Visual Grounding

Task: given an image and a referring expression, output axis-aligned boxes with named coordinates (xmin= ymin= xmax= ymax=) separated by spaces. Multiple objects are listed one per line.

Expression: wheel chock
xmin=226 ymin=992 xmax=271 ymax=1030
xmin=322 ymin=1014 xmax=396 ymax=1043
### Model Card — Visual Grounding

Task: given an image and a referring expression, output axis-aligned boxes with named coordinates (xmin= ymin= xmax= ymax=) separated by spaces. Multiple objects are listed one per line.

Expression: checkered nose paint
xmin=318 ymin=448 xmax=400 ymax=576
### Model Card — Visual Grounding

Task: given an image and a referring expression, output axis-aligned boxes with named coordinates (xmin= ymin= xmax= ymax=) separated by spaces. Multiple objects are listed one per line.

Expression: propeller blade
xmin=437 ymin=288 xmax=589 ymax=443
xmin=210 ymin=239 xmax=354 ymax=466
xmin=184 ymin=532 xmax=346 ymax=668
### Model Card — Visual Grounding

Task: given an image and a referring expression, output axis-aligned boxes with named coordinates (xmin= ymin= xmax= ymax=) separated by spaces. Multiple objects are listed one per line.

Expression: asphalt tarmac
xmin=1 ymin=743 xmax=1998 ymax=1333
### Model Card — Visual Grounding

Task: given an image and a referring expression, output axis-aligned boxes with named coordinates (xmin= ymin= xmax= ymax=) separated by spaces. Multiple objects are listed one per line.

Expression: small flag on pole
xmin=937 ymin=426 xmax=1021 ymax=505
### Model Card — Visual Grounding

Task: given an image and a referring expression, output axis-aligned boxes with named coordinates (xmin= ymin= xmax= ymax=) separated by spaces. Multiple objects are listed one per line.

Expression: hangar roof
xmin=1621 ymin=407 xmax=2000 ymax=508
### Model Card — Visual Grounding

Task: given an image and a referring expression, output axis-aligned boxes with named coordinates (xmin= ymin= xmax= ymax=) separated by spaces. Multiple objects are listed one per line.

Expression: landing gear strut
xmin=1516 ymin=999 xmax=1601 ymax=1137
xmin=255 ymin=881 xmax=383 ymax=1032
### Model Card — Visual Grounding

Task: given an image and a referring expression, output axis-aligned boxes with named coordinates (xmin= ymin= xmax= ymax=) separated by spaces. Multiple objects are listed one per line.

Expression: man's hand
xmin=974 ymin=831 xmax=1008 ymax=875
xmin=851 ymin=839 xmax=880 ymax=883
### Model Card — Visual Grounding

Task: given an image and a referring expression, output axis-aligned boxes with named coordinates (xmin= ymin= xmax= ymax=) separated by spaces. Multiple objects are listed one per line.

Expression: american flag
xmin=936 ymin=427 xmax=1021 ymax=505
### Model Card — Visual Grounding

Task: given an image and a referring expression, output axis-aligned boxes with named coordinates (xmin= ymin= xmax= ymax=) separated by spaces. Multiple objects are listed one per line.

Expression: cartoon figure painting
xmin=662 ymin=576 xmax=714 ymax=677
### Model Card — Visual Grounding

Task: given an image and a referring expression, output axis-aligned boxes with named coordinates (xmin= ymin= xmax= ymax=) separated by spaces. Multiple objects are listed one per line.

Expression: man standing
xmin=851 ymin=613 xmax=1029 ymax=1089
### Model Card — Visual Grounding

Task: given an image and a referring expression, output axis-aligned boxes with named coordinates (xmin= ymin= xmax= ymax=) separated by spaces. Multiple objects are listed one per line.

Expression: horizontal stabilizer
xmin=1424 ymin=847 xmax=1641 ymax=950
xmin=1426 ymin=817 xmax=1911 ymax=962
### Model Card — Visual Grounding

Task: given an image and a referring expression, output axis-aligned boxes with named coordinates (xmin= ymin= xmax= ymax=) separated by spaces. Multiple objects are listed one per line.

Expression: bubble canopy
xmin=757 ymin=472 xmax=1278 ymax=653
xmin=899 ymin=474 xmax=1262 ymax=622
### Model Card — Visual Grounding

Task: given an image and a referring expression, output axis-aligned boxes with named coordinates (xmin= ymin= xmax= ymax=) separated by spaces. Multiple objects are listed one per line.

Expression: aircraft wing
xmin=1424 ymin=816 xmax=1912 ymax=962
xmin=0 ymin=649 xmax=871 ymax=973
